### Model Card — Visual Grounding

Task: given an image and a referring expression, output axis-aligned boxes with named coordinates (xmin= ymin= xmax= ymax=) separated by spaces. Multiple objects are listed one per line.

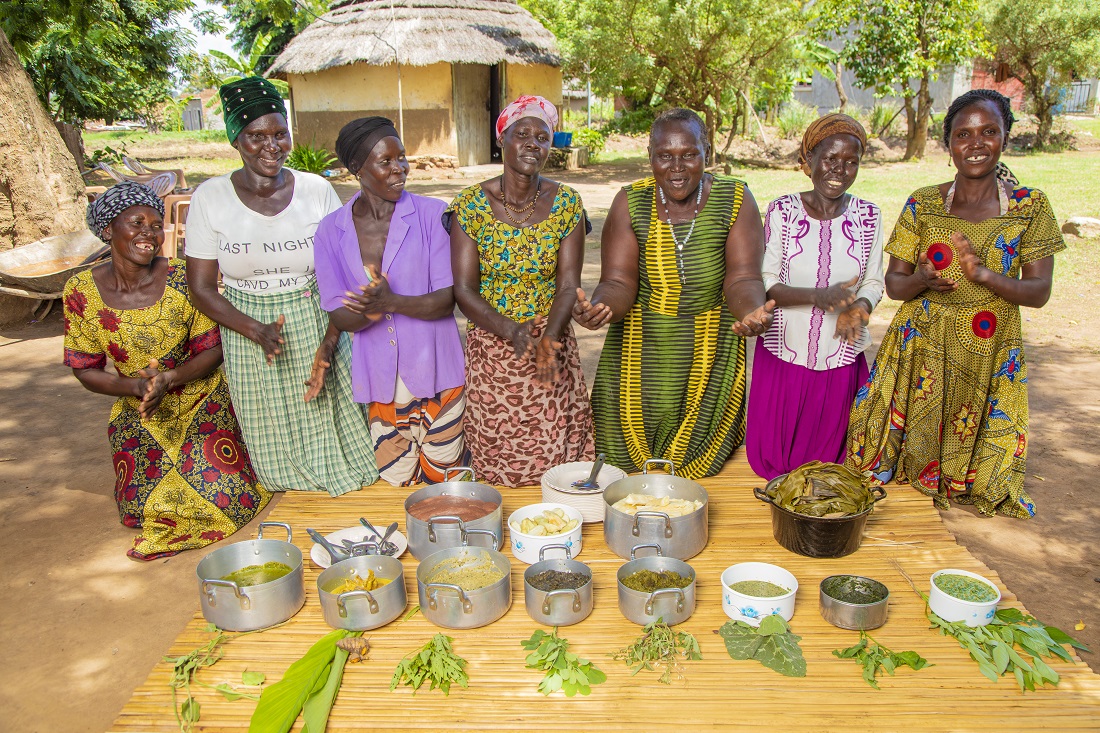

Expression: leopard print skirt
xmin=464 ymin=324 xmax=595 ymax=487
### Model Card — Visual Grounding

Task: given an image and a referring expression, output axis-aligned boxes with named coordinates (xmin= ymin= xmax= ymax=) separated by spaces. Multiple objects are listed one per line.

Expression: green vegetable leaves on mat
xmin=612 ymin=619 xmax=702 ymax=684
xmin=928 ymin=607 xmax=1089 ymax=692
xmin=390 ymin=633 xmax=469 ymax=696
xmin=715 ymin=615 xmax=807 ymax=677
xmin=767 ymin=460 xmax=875 ymax=517
xmin=165 ymin=628 xmax=231 ymax=732
xmin=833 ymin=632 xmax=930 ymax=689
xmin=521 ymin=628 xmax=607 ymax=697
xmin=248 ymin=629 xmax=357 ymax=733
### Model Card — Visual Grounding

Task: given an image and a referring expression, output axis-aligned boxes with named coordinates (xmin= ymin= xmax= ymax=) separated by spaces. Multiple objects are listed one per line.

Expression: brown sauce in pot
xmin=408 ymin=494 xmax=498 ymax=522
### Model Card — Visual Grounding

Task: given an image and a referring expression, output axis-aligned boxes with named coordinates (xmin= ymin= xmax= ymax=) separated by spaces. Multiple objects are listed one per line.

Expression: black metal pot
xmin=753 ymin=479 xmax=887 ymax=558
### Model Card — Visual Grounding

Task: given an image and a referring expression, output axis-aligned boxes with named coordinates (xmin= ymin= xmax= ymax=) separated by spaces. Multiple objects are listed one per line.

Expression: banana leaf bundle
xmin=766 ymin=461 xmax=875 ymax=518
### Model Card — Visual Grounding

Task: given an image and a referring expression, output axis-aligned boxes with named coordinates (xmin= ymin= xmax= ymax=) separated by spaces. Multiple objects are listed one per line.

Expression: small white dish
xmin=928 ymin=568 xmax=1001 ymax=626
xmin=541 ymin=461 xmax=627 ymax=523
xmin=508 ymin=503 xmax=584 ymax=564
xmin=309 ymin=524 xmax=408 ymax=568
xmin=721 ymin=562 xmax=798 ymax=627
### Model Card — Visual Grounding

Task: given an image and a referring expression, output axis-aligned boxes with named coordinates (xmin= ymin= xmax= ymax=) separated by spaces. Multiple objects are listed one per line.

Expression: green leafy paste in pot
xmin=934 ymin=573 xmax=998 ymax=603
xmin=822 ymin=575 xmax=888 ymax=605
xmin=620 ymin=569 xmax=693 ymax=592
xmin=220 ymin=561 xmax=294 ymax=587
xmin=528 ymin=569 xmax=590 ymax=592
xmin=728 ymin=580 xmax=790 ymax=598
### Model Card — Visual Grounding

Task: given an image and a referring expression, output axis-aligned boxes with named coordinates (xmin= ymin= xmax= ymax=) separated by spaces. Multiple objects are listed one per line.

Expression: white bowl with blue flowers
xmin=721 ymin=562 xmax=798 ymax=626
xmin=508 ymin=502 xmax=584 ymax=565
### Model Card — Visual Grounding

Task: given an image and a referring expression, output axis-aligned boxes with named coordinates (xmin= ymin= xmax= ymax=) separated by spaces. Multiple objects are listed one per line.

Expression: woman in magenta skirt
xmin=746 ymin=114 xmax=884 ymax=480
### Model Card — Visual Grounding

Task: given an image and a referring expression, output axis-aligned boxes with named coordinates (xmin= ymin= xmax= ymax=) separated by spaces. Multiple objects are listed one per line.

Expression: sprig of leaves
xmin=165 ymin=623 xmax=234 ymax=732
xmin=521 ymin=628 xmax=607 ymax=696
xmin=612 ymin=619 xmax=702 ymax=684
xmin=714 ymin=615 xmax=807 ymax=677
xmin=928 ymin=607 xmax=1089 ymax=692
xmin=390 ymin=634 xmax=469 ymax=696
xmin=833 ymin=632 xmax=929 ymax=689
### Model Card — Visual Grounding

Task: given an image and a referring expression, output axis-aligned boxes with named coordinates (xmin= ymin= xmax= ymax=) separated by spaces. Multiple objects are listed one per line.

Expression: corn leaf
xmin=249 ymin=630 xmax=347 ymax=733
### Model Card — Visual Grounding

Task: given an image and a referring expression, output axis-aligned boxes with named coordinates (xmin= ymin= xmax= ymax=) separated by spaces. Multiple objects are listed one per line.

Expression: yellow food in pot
xmin=510 ymin=508 xmax=579 ymax=536
xmin=611 ymin=493 xmax=702 ymax=517
xmin=327 ymin=570 xmax=392 ymax=594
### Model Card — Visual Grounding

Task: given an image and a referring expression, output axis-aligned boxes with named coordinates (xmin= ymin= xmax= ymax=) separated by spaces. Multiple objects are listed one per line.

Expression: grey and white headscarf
xmin=86 ymin=181 xmax=165 ymax=242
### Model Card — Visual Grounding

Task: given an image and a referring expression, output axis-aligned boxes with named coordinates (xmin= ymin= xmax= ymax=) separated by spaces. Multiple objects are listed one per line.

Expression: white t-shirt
xmin=185 ymin=169 xmax=343 ymax=294
xmin=760 ymin=193 xmax=885 ymax=371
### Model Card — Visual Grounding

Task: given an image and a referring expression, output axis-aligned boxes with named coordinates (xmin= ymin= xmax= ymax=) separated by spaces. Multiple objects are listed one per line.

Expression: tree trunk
xmin=902 ymin=95 xmax=918 ymax=161
xmin=1033 ymin=91 xmax=1055 ymax=148
xmin=912 ymin=72 xmax=933 ymax=159
xmin=54 ymin=121 xmax=86 ymax=171
xmin=703 ymin=105 xmax=717 ymax=166
xmin=833 ymin=61 xmax=848 ymax=114
xmin=0 ymin=28 xmax=87 ymax=325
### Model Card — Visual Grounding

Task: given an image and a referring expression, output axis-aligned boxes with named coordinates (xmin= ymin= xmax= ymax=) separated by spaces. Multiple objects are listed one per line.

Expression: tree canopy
xmin=0 ymin=0 xmax=206 ymax=124
xmin=986 ymin=0 xmax=1100 ymax=146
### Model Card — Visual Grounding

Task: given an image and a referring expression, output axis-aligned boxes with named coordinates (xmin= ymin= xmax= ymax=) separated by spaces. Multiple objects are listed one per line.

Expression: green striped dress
xmin=591 ymin=175 xmax=748 ymax=479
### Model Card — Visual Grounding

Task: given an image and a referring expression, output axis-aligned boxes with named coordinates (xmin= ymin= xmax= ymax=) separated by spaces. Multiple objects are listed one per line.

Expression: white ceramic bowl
xmin=541 ymin=461 xmax=627 ymax=523
xmin=508 ymin=502 xmax=584 ymax=564
xmin=721 ymin=562 xmax=799 ymax=626
xmin=928 ymin=568 xmax=1001 ymax=626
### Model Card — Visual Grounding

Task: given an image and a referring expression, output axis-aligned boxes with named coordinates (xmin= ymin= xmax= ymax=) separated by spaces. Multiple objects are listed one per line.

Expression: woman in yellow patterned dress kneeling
xmin=845 ymin=90 xmax=1065 ymax=517
xmin=64 ymin=182 xmax=270 ymax=559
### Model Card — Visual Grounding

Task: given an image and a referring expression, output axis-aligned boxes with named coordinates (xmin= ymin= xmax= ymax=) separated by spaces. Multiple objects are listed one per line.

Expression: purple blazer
xmin=314 ymin=190 xmax=465 ymax=404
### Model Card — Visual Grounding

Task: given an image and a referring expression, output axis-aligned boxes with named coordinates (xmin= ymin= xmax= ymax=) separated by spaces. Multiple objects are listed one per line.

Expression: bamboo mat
xmin=111 ymin=456 xmax=1100 ymax=732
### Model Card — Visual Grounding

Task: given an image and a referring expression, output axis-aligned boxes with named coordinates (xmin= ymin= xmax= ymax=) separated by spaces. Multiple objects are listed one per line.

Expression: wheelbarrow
xmin=0 ymin=230 xmax=110 ymax=319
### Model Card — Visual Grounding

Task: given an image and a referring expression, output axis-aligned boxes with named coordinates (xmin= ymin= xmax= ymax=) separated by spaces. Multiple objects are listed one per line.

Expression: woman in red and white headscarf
xmin=445 ymin=95 xmax=595 ymax=487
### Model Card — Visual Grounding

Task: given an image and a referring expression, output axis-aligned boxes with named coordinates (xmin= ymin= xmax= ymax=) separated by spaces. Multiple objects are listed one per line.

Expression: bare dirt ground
xmin=1 ymin=156 xmax=1096 ymax=733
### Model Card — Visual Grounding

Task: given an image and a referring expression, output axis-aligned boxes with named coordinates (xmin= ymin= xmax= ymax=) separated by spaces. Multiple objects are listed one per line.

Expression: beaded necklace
xmin=657 ymin=179 xmax=704 ymax=285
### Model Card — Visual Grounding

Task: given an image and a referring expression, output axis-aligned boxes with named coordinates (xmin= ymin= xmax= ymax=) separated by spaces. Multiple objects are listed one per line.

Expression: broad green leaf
xmin=302 ymin=647 xmax=350 ymax=732
xmin=976 ymin=658 xmax=1000 ymax=683
xmin=216 ymin=683 xmax=246 ymax=701
xmin=1045 ymin=625 xmax=1090 ymax=652
xmin=585 ymin=666 xmax=607 ymax=685
xmin=1031 ymin=656 xmax=1060 ymax=685
xmin=991 ymin=642 xmax=1010 ymax=674
xmin=181 ymin=697 xmax=200 ymax=723
xmin=758 ymin=614 xmax=788 ymax=636
xmin=249 ymin=630 xmax=346 ymax=733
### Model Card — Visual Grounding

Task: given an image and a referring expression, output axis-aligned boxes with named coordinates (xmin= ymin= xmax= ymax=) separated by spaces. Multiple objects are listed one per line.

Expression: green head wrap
xmin=220 ymin=77 xmax=287 ymax=143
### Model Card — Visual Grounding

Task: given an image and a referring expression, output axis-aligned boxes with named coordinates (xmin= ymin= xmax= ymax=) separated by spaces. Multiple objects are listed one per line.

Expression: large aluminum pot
xmin=603 ymin=459 xmax=709 ymax=560
xmin=405 ymin=467 xmax=502 ymax=560
xmin=416 ymin=541 xmax=511 ymax=629
xmin=523 ymin=543 xmax=593 ymax=627
xmin=195 ymin=522 xmax=305 ymax=631
xmin=317 ymin=553 xmax=407 ymax=631
xmin=616 ymin=544 xmax=696 ymax=626
xmin=754 ymin=478 xmax=887 ymax=558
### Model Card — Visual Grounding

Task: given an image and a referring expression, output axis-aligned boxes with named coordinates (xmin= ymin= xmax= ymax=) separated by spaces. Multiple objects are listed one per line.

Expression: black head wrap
xmin=86 ymin=181 xmax=165 ymax=242
xmin=335 ymin=117 xmax=400 ymax=174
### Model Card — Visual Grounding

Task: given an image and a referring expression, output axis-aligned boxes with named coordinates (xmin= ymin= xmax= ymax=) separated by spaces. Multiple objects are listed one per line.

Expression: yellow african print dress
xmin=446 ymin=182 xmax=595 ymax=487
xmin=591 ymin=175 xmax=749 ymax=479
xmin=63 ymin=260 xmax=270 ymax=559
xmin=845 ymin=186 xmax=1065 ymax=518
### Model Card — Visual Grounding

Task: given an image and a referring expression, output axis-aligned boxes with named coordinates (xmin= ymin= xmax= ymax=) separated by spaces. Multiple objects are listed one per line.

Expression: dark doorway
xmin=490 ymin=63 xmax=502 ymax=161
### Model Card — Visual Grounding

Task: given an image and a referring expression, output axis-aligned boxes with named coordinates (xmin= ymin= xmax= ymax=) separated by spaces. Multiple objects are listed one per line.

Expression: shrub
xmin=777 ymin=101 xmax=818 ymax=140
xmin=571 ymin=127 xmax=606 ymax=159
xmin=85 ymin=142 xmax=130 ymax=170
xmin=870 ymin=103 xmax=903 ymax=138
xmin=286 ymin=142 xmax=337 ymax=174
xmin=602 ymin=108 xmax=656 ymax=136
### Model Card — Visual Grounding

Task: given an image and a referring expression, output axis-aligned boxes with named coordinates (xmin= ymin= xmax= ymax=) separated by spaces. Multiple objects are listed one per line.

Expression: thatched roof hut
xmin=269 ymin=0 xmax=563 ymax=166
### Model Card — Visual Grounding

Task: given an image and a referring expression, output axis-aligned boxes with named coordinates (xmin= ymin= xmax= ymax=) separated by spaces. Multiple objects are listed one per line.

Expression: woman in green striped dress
xmin=573 ymin=109 xmax=774 ymax=479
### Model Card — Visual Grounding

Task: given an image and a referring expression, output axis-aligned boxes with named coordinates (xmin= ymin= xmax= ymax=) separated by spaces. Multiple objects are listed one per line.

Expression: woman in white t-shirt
xmin=186 ymin=77 xmax=377 ymax=495
xmin=745 ymin=114 xmax=884 ymax=481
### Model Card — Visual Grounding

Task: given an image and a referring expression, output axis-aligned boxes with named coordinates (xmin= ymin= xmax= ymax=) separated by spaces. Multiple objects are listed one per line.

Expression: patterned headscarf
xmin=335 ymin=116 xmax=401 ymax=174
xmin=799 ymin=113 xmax=868 ymax=172
xmin=86 ymin=181 xmax=165 ymax=242
xmin=220 ymin=76 xmax=287 ymax=144
xmin=495 ymin=95 xmax=558 ymax=138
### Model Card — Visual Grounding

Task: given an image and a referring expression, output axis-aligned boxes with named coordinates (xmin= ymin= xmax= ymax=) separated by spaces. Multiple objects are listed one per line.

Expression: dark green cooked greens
xmin=767 ymin=461 xmax=875 ymax=517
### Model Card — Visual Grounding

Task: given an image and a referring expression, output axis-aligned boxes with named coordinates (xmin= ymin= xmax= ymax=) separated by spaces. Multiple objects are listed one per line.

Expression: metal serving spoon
xmin=307 ymin=528 xmax=349 ymax=564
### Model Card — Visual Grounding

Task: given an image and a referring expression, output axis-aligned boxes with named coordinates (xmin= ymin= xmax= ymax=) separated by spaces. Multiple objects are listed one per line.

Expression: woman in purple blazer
xmin=314 ymin=117 xmax=468 ymax=486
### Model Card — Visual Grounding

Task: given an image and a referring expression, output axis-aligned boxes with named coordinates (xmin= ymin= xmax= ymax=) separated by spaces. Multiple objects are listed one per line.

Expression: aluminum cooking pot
xmin=317 ymin=554 xmax=407 ymax=631
xmin=523 ymin=543 xmax=593 ymax=627
xmin=604 ymin=459 xmax=709 ymax=560
xmin=416 ymin=537 xmax=512 ymax=629
xmin=754 ymin=477 xmax=887 ymax=558
xmin=195 ymin=522 xmax=305 ymax=631
xmin=616 ymin=544 xmax=696 ymax=626
xmin=405 ymin=467 xmax=502 ymax=560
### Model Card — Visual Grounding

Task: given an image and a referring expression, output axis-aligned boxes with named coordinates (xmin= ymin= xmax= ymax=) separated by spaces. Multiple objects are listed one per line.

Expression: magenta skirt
xmin=746 ymin=339 xmax=869 ymax=481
